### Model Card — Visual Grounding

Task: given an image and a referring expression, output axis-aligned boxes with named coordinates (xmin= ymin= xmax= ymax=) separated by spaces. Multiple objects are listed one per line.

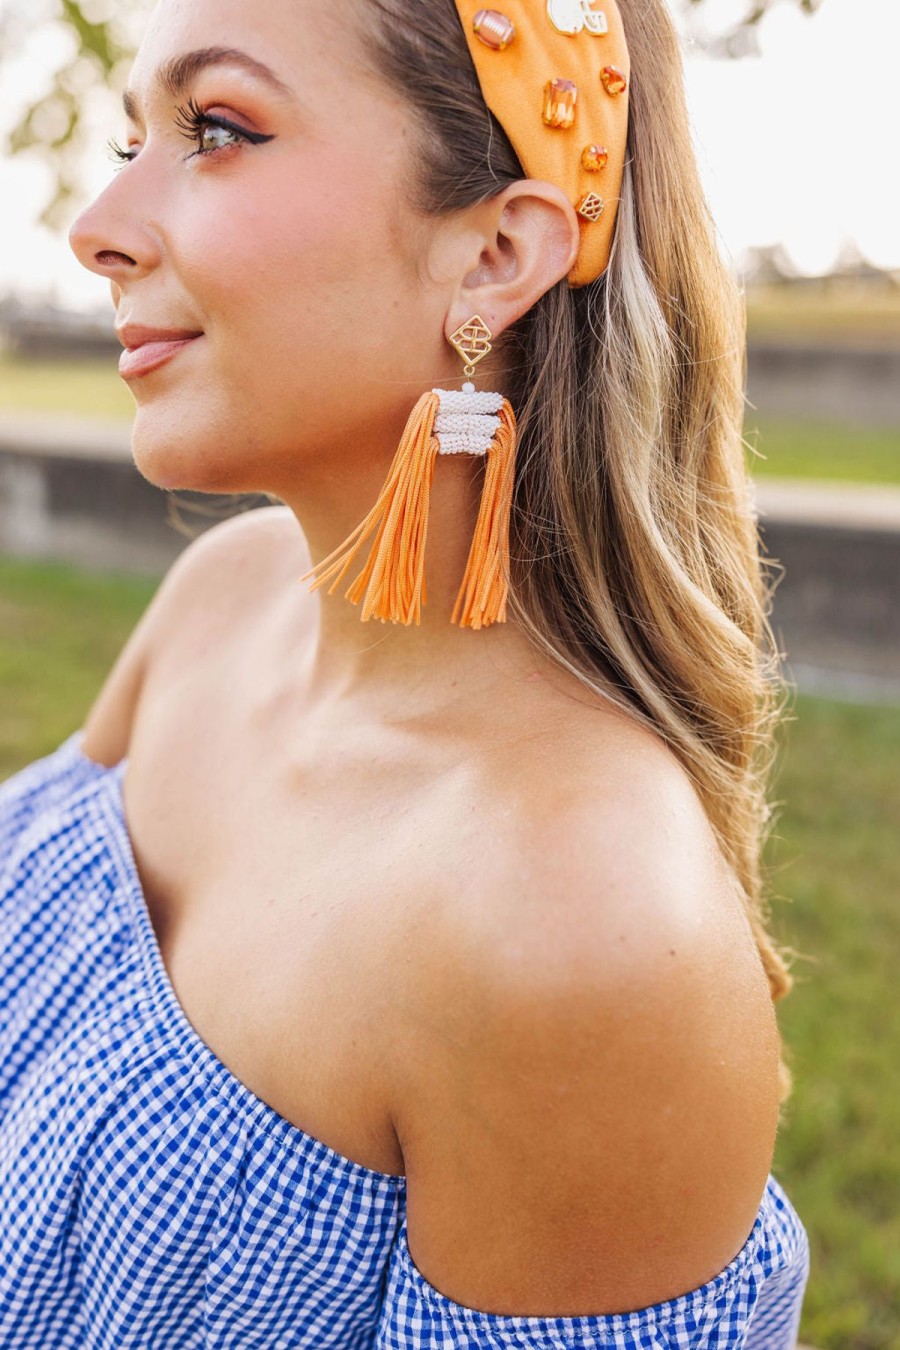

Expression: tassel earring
xmin=301 ymin=315 xmax=518 ymax=630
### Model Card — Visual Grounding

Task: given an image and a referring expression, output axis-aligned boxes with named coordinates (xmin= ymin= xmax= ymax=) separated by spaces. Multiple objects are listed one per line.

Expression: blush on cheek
xmin=139 ymin=125 xmax=431 ymax=484
xmin=194 ymin=195 xmax=412 ymax=395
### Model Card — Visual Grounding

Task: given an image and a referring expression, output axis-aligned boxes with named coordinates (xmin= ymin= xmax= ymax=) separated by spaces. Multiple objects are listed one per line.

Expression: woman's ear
xmin=446 ymin=179 xmax=581 ymax=340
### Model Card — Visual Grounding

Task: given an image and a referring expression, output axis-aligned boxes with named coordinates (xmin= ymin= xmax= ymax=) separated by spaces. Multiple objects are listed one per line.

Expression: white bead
xmin=431 ymin=386 xmax=506 ymax=457
xmin=435 ymin=412 xmax=501 ymax=437
xmin=432 ymin=387 xmax=504 ymax=415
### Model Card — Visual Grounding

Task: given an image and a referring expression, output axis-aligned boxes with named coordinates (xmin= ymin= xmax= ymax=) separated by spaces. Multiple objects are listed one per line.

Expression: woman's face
xmin=69 ymin=0 xmax=450 ymax=496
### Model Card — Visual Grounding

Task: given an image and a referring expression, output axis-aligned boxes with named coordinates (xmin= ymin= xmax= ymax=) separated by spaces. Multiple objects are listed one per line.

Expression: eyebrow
xmin=122 ymin=46 xmax=294 ymax=120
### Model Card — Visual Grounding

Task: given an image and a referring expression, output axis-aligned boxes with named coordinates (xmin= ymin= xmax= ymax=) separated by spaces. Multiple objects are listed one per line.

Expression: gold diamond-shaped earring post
xmin=575 ymin=191 xmax=606 ymax=222
xmin=449 ymin=315 xmax=493 ymax=378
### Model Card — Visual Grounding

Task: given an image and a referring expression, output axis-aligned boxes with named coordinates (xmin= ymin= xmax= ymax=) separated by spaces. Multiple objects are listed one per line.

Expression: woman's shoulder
xmin=395 ymin=696 xmax=784 ymax=1319
xmin=459 ymin=689 xmax=767 ymax=1003
xmin=477 ymin=679 xmax=732 ymax=913
xmin=148 ymin=503 xmax=309 ymax=630
xmin=440 ymin=666 xmax=756 ymax=961
xmin=79 ymin=506 xmax=305 ymax=766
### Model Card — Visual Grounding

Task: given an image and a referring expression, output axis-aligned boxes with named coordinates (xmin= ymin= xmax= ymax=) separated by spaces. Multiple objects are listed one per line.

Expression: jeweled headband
xmin=452 ymin=0 xmax=631 ymax=287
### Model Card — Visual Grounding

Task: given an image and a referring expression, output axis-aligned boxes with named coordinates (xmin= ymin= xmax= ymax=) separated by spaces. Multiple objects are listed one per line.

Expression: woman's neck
xmin=277 ymin=452 xmax=541 ymax=715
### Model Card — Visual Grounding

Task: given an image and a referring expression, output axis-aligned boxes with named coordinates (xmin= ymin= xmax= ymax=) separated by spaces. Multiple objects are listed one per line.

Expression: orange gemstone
xmin=581 ymin=143 xmax=609 ymax=172
xmin=472 ymin=9 xmax=516 ymax=49
xmin=576 ymin=192 xmax=605 ymax=222
xmin=542 ymin=78 xmax=578 ymax=130
xmin=600 ymin=65 xmax=627 ymax=96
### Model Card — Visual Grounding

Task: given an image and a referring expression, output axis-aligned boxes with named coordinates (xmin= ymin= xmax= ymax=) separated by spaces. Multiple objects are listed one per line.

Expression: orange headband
xmin=451 ymin=1 xmax=630 ymax=287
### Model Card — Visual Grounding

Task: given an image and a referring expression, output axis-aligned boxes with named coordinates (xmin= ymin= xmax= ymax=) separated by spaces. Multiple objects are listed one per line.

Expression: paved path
xmin=0 ymin=412 xmax=131 ymax=462
xmin=2 ymin=411 xmax=900 ymax=533
xmin=754 ymin=476 xmax=900 ymax=531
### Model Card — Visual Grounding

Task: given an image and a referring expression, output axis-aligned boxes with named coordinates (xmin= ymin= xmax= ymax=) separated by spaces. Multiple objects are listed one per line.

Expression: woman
xmin=0 ymin=0 xmax=810 ymax=1345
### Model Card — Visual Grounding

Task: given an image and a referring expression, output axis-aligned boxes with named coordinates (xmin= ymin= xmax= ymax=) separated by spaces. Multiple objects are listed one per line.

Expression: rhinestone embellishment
xmin=542 ymin=78 xmax=578 ymax=129
xmin=472 ymin=9 xmax=516 ymax=49
xmin=575 ymin=192 xmax=606 ymax=221
xmin=600 ymin=65 xmax=627 ymax=95
xmin=547 ymin=0 xmax=610 ymax=37
xmin=449 ymin=315 xmax=493 ymax=374
xmin=581 ymin=144 xmax=609 ymax=172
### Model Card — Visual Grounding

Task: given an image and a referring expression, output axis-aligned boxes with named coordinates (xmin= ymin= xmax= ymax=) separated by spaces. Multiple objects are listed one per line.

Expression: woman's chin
xmin=129 ymin=407 xmax=251 ymax=495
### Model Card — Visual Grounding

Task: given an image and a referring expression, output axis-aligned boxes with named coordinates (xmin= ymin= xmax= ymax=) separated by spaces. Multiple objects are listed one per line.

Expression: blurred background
xmin=0 ymin=1 xmax=898 ymax=1345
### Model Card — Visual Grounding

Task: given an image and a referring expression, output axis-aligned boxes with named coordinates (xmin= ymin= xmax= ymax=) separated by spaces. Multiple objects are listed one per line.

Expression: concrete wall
xmin=2 ymin=423 xmax=898 ymax=700
xmin=0 ymin=421 xmax=192 ymax=575
xmin=760 ymin=516 xmax=900 ymax=687
xmin=746 ymin=343 xmax=900 ymax=428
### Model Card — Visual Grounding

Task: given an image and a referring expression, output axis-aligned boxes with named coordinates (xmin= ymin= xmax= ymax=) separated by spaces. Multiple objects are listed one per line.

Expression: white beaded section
xmin=432 ymin=386 xmax=505 ymax=457
xmin=434 ymin=387 xmax=505 ymax=415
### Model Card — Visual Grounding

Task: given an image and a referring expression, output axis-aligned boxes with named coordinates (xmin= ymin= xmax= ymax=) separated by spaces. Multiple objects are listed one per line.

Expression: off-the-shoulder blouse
xmin=0 ymin=730 xmax=810 ymax=1348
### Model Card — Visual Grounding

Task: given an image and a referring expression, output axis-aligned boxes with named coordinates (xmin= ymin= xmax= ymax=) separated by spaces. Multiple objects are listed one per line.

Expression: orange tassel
xmin=452 ymin=398 xmax=517 ymax=629
xmin=301 ymin=389 xmax=517 ymax=628
xmin=301 ymin=391 xmax=440 ymax=625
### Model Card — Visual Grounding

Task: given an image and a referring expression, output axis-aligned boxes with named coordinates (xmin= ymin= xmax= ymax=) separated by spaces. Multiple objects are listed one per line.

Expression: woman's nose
xmin=68 ymin=179 xmax=162 ymax=284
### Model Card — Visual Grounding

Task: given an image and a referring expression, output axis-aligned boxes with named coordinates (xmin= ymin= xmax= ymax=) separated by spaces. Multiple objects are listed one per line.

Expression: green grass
xmin=0 ymin=556 xmax=157 ymax=774
xmin=746 ymin=417 xmax=900 ymax=485
xmin=767 ymin=694 xmax=900 ymax=1350
xmin=0 ymin=354 xmax=134 ymax=420
xmin=1 ymin=552 xmax=899 ymax=1347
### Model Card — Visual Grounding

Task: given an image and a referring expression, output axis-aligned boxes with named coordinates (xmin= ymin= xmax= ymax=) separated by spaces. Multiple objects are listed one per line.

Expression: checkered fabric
xmin=1 ymin=731 xmax=810 ymax=1348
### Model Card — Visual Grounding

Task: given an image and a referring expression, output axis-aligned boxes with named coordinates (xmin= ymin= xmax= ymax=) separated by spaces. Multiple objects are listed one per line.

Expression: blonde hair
xmin=361 ymin=0 xmax=798 ymax=1105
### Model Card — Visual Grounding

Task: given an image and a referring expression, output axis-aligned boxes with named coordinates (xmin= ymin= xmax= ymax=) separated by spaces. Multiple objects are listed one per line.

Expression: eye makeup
xmin=108 ymin=95 xmax=275 ymax=167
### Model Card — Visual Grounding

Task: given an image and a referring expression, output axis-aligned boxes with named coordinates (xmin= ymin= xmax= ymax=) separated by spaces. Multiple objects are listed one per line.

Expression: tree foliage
xmin=2 ymin=0 xmax=824 ymax=229
xmin=1 ymin=0 xmax=138 ymax=227
xmin=683 ymin=0 xmax=824 ymax=57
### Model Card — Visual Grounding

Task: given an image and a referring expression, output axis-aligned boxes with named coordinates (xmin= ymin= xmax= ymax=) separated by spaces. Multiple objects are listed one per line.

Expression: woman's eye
xmin=174 ymin=100 xmax=275 ymax=160
xmin=106 ymin=103 xmax=274 ymax=169
xmin=195 ymin=122 xmax=242 ymax=155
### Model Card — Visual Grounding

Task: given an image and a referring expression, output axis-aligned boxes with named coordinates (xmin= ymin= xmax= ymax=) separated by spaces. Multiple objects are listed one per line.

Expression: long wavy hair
xmin=357 ymin=0 xmax=798 ymax=1107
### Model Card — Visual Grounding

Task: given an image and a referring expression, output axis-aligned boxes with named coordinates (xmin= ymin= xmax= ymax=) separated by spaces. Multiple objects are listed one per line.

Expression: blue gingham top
xmin=1 ymin=729 xmax=810 ymax=1348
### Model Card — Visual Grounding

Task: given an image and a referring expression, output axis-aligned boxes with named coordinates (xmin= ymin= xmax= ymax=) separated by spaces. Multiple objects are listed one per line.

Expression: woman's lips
xmin=119 ymin=335 xmax=202 ymax=378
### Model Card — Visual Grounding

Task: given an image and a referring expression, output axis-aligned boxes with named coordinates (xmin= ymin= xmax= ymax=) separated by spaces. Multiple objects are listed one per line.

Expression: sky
xmin=0 ymin=0 xmax=897 ymax=312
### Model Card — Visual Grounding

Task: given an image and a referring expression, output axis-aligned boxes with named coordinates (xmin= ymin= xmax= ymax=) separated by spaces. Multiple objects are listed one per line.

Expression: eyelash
xmin=107 ymin=97 xmax=273 ymax=168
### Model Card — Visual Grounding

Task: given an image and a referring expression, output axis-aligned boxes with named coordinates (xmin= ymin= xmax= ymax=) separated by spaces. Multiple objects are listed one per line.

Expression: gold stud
xmin=449 ymin=315 xmax=493 ymax=377
xmin=581 ymin=144 xmax=609 ymax=172
xmin=542 ymin=79 xmax=578 ymax=130
xmin=575 ymin=192 xmax=606 ymax=221
xmin=600 ymin=65 xmax=627 ymax=95
xmin=472 ymin=10 xmax=516 ymax=50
